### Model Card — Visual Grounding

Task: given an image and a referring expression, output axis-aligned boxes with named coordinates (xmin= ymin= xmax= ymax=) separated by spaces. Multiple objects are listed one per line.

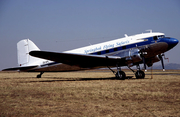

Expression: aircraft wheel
xmin=135 ymin=70 xmax=145 ymax=79
xmin=116 ymin=71 xmax=126 ymax=80
xmin=36 ymin=72 xmax=44 ymax=78
xmin=37 ymin=74 xmax=41 ymax=78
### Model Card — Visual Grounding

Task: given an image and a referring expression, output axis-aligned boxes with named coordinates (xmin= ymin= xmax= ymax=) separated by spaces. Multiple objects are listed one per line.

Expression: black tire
xmin=116 ymin=71 xmax=126 ymax=80
xmin=37 ymin=74 xmax=41 ymax=78
xmin=135 ymin=70 xmax=145 ymax=79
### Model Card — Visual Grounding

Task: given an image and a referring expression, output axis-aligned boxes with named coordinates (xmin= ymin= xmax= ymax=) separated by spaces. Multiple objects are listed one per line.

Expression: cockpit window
xmin=158 ymin=35 xmax=165 ymax=39
xmin=154 ymin=35 xmax=165 ymax=40
xmin=153 ymin=36 xmax=158 ymax=40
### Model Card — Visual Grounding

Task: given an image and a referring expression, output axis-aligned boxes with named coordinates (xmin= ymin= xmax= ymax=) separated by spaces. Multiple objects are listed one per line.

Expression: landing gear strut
xmin=107 ymin=65 xmax=126 ymax=80
xmin=37 ymin=72 xmax=44 ymax=78
xmin=128 ymin=65 xmax=145 ymax=79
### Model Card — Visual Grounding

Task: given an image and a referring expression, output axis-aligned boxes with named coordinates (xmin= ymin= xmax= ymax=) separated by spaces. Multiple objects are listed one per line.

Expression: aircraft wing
xmin=30 ymin=51 xmax=126 ymax=68
xmin=2 ymin=65 xmax=38 ymax=71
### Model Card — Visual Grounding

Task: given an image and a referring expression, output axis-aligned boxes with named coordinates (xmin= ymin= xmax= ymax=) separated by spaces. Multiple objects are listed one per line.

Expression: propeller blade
xmin=142 ymin=56 xmax=147 ymax=71
xmin=140 ymin=50 xmax=147 ymax=71
xmin=159 ymin=54 xmax=165 ymax=71
xmin=151 ymin=65 xmax=153 ymax=79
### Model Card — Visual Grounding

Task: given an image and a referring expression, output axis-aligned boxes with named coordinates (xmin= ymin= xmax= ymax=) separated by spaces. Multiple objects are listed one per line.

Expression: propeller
xmin=139 ymin=50 xmax=147 ymax=71
xmin=158 ymin=54 xmax=165 ymax=71
xmin=142 ymin=55 xmax=147 ymax=71
xmin=151 ymin=65 xmax=153 ymax=79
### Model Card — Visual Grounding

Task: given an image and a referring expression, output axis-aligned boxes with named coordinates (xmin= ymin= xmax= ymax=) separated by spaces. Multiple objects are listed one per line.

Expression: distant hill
xmin=152 ymin=63 xmax=180 ymax=70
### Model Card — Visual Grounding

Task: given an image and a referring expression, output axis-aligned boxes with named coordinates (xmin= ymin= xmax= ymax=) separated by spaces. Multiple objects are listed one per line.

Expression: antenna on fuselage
xmin=146 ymin=29 xmax=152 ymax=33
xmin=124 ymin=34 xmax=128 ymax=37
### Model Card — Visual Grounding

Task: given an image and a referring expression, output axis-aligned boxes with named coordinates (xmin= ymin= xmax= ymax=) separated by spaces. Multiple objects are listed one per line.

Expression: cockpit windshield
xmin=153 ymin=35 xmax=165 ymax=40
xmin=158 ymin=35 xmax=165 ymax=38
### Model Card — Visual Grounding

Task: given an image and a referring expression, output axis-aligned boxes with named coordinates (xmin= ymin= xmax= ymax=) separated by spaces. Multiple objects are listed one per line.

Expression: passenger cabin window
xmin=122 ymin=46 xmax=126 ymax=49
xmin=106 ymin=50 xmax=109 ymax=53
xmin=114 ymin=48 xmax=118 ymax=51
xmin=97 ymin=52 xmax=101 ymax=55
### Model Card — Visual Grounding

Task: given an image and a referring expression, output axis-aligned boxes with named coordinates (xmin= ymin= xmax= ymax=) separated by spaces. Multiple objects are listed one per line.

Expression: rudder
xmin=17 ymin=39 xmax=43 ymax=66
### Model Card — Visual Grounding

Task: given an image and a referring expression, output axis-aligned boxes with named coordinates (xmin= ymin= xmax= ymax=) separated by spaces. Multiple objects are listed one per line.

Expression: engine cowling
xmin=129 ymin=48 xmax=142 ymax=63
xmin=146 ymin=55 xmax=161 ymax=67
xmin=113 ymin=47 xmax=162 ymax=68
xmin=114 ymin=48 xmax=142 ymax=67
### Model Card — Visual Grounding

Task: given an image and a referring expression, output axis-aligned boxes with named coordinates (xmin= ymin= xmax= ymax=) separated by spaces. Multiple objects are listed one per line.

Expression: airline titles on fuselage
xmin=84 ymin=39 xmax=130 ymax=54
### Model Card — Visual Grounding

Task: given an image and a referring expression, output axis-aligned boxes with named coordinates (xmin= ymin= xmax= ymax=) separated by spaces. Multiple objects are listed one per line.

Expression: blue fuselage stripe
xmin=90 ymin=37 xmax=156 ymax=55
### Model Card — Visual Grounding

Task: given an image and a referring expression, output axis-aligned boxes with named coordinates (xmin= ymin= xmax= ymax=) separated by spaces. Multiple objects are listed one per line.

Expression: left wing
xmin=29 ymin=51 xmax=126 ymax=68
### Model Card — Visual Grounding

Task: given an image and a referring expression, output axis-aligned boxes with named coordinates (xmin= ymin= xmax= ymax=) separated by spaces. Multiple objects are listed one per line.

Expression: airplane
xmin=2 ymin=30 xmax=179 ymax=79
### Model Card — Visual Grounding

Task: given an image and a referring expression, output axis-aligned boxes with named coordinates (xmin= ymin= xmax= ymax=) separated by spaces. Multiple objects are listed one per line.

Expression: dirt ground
xmin=0 ymin=70 xmax=180 ymax=117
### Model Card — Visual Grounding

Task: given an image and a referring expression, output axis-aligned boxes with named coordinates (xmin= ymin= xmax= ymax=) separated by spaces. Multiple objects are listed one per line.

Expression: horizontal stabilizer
xmin=2 ymin=65 xmax=38 ymax=71
xmin=30 ymin=51 xmax=124 ymax=68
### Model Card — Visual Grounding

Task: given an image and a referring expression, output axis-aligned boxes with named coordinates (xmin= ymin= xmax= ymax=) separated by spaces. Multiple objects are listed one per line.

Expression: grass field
xmin=0 ymin=70 xmax=180 ymax=117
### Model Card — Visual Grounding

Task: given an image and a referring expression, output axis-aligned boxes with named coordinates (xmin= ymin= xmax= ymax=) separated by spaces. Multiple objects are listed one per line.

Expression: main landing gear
xmin=135 ymin=70 xmax=145 ymax=79
xmin=128 ymin=64 xmax=145 ymax=79
xmin=108 ymin=64 xmax=145 ymax=80
xmin=107 ymin=65 xmax=126 ymax=80
xmin=116 ymin=71 xmax=126 ymax=80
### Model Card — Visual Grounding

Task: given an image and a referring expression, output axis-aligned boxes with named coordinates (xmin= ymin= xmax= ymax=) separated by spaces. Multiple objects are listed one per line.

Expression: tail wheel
xmin=135 ymin=70 xmax=145 ymax=79
xmin=36 ymin=72 xmax=44 ymax=78
xmin=116 ymin=71 xmax=126 ymax=80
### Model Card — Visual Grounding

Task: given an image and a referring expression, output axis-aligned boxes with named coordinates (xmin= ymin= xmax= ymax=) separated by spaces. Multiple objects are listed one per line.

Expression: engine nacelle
xmin=114 ymin=47 xmax=162 ymax=67
xmin=129 ymin=48 xmax=142 ymax=63
xmin=115 ymin=48 xmax=142 ymax=66
xmin=146 ymin=55 xmax=161 ymax=67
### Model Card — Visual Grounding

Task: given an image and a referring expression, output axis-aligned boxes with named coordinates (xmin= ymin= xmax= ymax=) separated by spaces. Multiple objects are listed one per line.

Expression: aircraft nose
xmin=167 ymin=38 xmax=179 ymax=50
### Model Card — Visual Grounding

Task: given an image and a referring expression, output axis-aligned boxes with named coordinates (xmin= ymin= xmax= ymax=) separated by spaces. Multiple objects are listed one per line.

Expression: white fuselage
xmin=65 ymin=32 xmax=164 ymax=54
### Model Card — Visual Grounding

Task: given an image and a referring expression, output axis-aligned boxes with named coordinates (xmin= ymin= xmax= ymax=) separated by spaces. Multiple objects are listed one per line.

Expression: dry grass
xmin=0 ymin=70 xmax=180 ymax=117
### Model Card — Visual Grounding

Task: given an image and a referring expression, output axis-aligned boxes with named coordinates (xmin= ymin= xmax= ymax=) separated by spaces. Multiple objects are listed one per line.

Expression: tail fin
xmin=17 ymin=39 xmax=44 ymax=66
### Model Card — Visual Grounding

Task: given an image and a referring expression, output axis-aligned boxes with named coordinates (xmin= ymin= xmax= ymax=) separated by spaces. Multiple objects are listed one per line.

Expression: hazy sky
xmin=0 ymin=0 xmax=180 ymax=70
